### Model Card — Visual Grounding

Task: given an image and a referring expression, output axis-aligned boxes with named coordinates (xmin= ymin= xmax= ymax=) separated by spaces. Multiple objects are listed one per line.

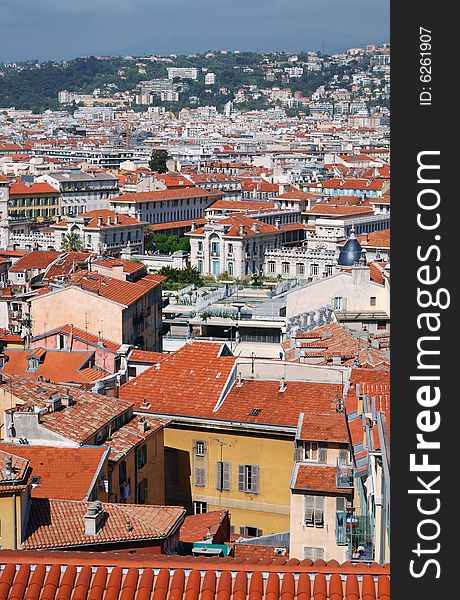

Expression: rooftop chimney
xmin=98 ymin=216 xmax=103 ymax=227
xmin=191 ymin=220 xmax=197 ymax=232
xmin=107 ymin=216 xmax=112 ymax=226
xmin=138 ymin=418 xmax=149 ymax=433
xmin=279 ymin=377 xmax=286 ymax=393
xmin=61 ymin=389 xmax=74 ymax=407
xmin=84 ymin=501 xmax=105 ymax=536
xmin=238 ymin=224 xmax=245 ymax=236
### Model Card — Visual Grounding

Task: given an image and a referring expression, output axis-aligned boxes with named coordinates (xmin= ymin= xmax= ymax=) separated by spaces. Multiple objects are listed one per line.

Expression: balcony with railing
xmin=336 ymin=510 xmax=375 ymax=561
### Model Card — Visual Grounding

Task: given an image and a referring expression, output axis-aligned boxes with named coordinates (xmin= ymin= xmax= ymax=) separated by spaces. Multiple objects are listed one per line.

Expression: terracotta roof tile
xmin=35 ymin=271 xmax=163 ymax=308
xmin=0 ymin=552 xmax=391 ymax=599
xmin=0 ymin=444 xmax=107 ymax=500
xmin=180 ymin=511 xmax=229 ymax=544
xmin=2 ymin=374 xmax=133 ymax=444
xmin=2 ymin=348 xmax=109 ymax=384
xmin=23 ymin=499 xmax=186 ymax=549
xmin=291 ymin=464 xmax=347 ymax=494
xmin=9 ymin=251 xmax=62 ymax=273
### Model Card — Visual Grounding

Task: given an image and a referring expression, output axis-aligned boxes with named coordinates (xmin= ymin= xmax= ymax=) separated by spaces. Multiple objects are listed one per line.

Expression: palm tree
xmin=62 ymin=232 xmax=83 ymax=252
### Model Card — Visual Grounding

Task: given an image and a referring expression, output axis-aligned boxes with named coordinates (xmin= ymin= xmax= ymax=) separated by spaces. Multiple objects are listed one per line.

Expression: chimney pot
xmin=84 ymin=501 xmax=104 ymax=536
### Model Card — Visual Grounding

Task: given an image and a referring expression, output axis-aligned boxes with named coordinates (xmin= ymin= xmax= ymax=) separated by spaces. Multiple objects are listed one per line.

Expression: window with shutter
xmin=314 ymin=495 xmax=325 ymax=527
xmin=194 ymin=467 xmax=206 ymax=487
xmin=216 ymin=461 xmax=231 ymax=491
xmin=250 ymin=465 xmax=259 ymax=494
xmin=339 ymin=446 xmax=349 ymax=465
xmin=303 ymin=547 xmax=324 ymax=561
xmin=318 ymin=443 xmax=327 ymax=464
xmin=304 ymin=495 xmax=315 ymax=526
xmin=238 ymin=465 xmax=245 ymax=491
xmin=238 ymin=465 xmax=259 ymax=493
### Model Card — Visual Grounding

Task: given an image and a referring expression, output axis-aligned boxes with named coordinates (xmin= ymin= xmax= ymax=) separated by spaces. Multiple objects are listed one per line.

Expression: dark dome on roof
xmin=338 ymin=233 xmax=365 ymax=266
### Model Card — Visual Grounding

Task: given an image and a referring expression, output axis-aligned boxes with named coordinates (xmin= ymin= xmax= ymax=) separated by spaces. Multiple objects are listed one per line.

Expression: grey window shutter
xmin=342 ymin=297 xmax=347 ymax=311
xmin=251 ymin=465 xmax=259 ymax=494
xmin=223 ymin=462 xmax=231 ymax=491
xmin=295 ymin=443 xmax=303 ymax=462
xmin=314 ymin=495 xmax=325 ymax=526
xmin=339 ymin=447 xmax=349 ymax=465
xmin=318 ymin=443 xmax=327 ymax=464
xmin=336 ymin=497 xmax=346 ymax=512
xmin=238 ymin=465 xmax=245 ymax=491
xmin=195 ymin=467 xmax=205 ymax=487
xmin=216 ymin=461 xmax=223 ymax=491
xmin=305 ymin=495 xmax=314 ymax=525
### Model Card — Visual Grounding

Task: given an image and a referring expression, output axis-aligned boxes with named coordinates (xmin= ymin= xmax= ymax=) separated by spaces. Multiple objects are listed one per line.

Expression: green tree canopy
xmin=62 ymin=232 xmax=83 ymax=252
xmin=148 ymin=149 xmax=170 ymax=174
xmin=145 ymin=231 xmax=190 ymax=254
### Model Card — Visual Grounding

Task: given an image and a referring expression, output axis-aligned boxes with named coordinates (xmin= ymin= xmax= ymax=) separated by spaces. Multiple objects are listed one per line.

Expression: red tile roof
xmin=128 ymin=349 xmax=167 ymax=364
xmin=92 ymin=257 xmax=145 ymax=275
xmin=314 ymin=178 xmax=387 ymax=192
xmin=120 ymin=343 xmax=347 ymax=433
xmin=8 ymin=251 xmax=62 ymax=273
xmin=357 ymin=229 xmax=390 ymax=248
xmin=308 ymin=204 xmax=374 ymax=217
xmin=0 ymin=449 xmax=30 ymax=491
xmin=2 ymin=348 xmax=109 ymax=384
xmin=36 ymin=271 xmax=163 ymax=308
xmin=3 ymin=374 xmax=133 ymax=445
xmin=0 ymin=552 xmax=391 ymax=599
xmin=9 ymin=182 xmax=59 ymax=196
xmin=106 ymin=416 xmax=168 ymax=463
xmin=180 ymin=510 xmax=228 ymax=544
xmin=32 ymin=324 xmax=121 ymax=353
xmin=189 ymin=215 xmax=280 ymax=238
xmin=291 ymin=464 xmax=347 ymax=494
xmin=120 ymin=342 xmax=237 ymax=418
xmin=0 ymin=444 xmax=107 ymax=500
xmin=218 ymin=380 xmax=345 ymax=431
xmin=23 ymin=499 xmax=186 ymax=549
xmin=53 ymin=210 xmax=142 ymax=229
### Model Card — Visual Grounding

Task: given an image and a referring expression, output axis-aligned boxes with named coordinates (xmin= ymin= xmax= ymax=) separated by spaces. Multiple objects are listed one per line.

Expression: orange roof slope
xmin=8 ymin=251 xmax=62 ymax=273
xmin=2 ymin=348 xmax=108 ymax=384
xmin=3 ymin=374 xmax=133 ymax=444
xmin=180 ymin=510 xmax=228 ymax=543
xmin=120 ymin=342 xmax=237 ymax=417
xmin=23 ymin=499 xmax=186 ymax=549
xmin=36 ymin=271 xmax=163 ymax=308
xmin=0 ymin=444 xmax=107 ymax=500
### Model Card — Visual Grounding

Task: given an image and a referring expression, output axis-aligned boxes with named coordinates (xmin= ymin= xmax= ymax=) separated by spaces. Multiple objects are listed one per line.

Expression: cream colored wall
xmin=286 ymin=269 xmax=388 ymax=319
xmin=289 ymin=492 xmax=348 ymax=562
xmin=31 ymin=288 xmax=123 ymax=343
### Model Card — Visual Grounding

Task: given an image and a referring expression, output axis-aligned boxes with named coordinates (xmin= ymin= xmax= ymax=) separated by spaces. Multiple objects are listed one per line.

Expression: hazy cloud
xmin=0 ymin=0 xmax=389 ymax=61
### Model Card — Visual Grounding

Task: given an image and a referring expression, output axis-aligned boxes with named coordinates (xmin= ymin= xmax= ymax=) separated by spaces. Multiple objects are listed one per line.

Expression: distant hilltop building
xmin=205 ymin=72 xmax=216 ymax=85
xmin=167 ymin=67 xmax=198 ymax=80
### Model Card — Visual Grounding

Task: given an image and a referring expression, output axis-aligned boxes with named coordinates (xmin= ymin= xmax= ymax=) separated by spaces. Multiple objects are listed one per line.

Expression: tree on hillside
xmin=62 ymin=232 xmax=83 ymax=252
xmin=148 ymin=149 xmax=170 ymax=174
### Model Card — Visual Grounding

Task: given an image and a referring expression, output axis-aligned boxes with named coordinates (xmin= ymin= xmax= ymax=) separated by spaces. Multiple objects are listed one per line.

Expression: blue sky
xmin=0 ymin=0 xmax=389 ymax=61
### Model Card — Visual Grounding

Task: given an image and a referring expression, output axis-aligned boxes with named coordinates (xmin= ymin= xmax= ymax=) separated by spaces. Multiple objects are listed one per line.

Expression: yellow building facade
xmin=164 ymin=425 xmax=294 ymax=536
